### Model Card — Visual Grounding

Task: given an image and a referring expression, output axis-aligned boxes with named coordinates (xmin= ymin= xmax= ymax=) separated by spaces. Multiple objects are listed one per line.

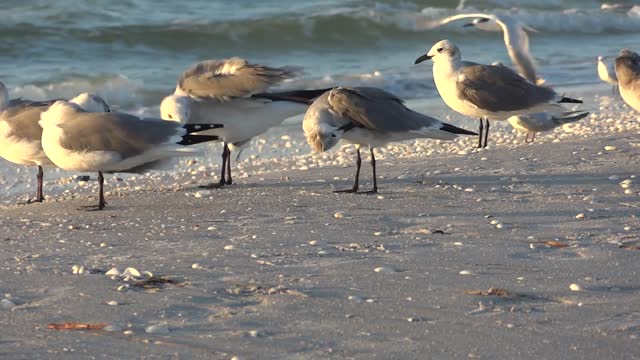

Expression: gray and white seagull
xmin=615 ymin=48 xmax=640 ymax=112
xmin=415 ymin=40 xmax=582 ymax=148
xmin=40 ymin=101 xmax=223 ymax=210
xmin=0 ymin=85 xmax=111 ymax=203
xmin=303 ymin=87 xmax=476 ymax=194
xmin=161 ymin=57 xmax=328 ymax=188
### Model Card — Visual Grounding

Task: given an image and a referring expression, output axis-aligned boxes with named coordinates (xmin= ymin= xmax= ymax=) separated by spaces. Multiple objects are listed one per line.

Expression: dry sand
xmin=1 ymin=93 xmax=640 ymax=359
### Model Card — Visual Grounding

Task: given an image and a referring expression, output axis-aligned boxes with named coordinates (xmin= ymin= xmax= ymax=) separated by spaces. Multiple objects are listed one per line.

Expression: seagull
xmin=414 ymin=40 xmax=582 ymax=148
xmin=431 ymin=13 xmax=541 ymax=85
xmin=507 ymin=111 xmax=590 ymax=143
xmin=0 ymin=86 xmax=110 ymax=203
xmin=615 ymin=48 xmax=640 ymax=112
xmin=161 ymin=57 xmax=327 ymax=188
xmin=302 ymin=87 xmax=477 ymax=194
xmin=39 ymin=101 xmax=223 ymax=210
xmin=598 ymin=55 xmax=619 ymax=94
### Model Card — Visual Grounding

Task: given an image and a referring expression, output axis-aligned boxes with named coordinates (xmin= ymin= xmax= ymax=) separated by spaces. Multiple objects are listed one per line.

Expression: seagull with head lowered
xmin=508 ymin=111 xmax=590 ymax=143
xmin=0 ymin=85 xmax=110 ymax=203
xmin=615 ymin=48 xmax=640 ymax=112
xmin=40 ymin=101 xmax=223 ymax=210
xmin=427 ymin=13 xmax=541 ymax=84
xmin=161 ymin=57 xmax=328 ymax=188
xmin=414 ymin=40 xmax=582 ymax=148
xmin=303 ymin=87 xmax=476 ymax=194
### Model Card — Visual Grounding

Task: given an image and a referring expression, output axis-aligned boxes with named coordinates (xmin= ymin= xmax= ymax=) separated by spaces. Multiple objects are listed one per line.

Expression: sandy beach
xmin=1 ymin=93 xmax=639 ymax=358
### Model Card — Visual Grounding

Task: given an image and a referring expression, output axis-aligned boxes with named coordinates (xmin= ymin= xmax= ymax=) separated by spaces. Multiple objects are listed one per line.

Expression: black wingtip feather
xmin=182 ymin=124 xmax=223 ymax=134
xmin=177 ymin=135 xmax=220 ymax=146
xmin=558 ymin=96 xmax=583 ymax=104
xmin=440 ymin=123 xmax=478 ymax=136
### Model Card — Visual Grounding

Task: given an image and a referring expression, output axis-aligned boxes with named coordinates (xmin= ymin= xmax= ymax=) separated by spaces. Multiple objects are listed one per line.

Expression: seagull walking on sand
xmin=615 ymin=49 xmax=640 ymax=112
xmin=428 ymin=13 xmax=541 ymax=84
xmin=0 ymin=86 xmax=110 ymax=203
xmin=414 ymin=40 xmax=583 ymax=149
xmin=40 ymin=101 xmax=223 ymax=210
xmin=161 ymin=57 xmax=328 ymax=188
xmin=508 ymin=111 xmax=590 ymax=143
xmin=302 ymin=87 xmax=476 ymax=194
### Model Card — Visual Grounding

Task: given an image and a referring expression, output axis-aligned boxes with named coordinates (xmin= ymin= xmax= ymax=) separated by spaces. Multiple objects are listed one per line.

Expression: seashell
xmin=103 ymin=325 xmax=122 ymax=332
xmin=122 ymin=267 xmax=141 ymax=278
xmin=569 ymin=283 xmax=583 ymax=292
xmin=145 ymin=324 xmax=170 ymax=334
xmin=105 ymin=268 xmax=120 ymax=276
xmin=0 ymin=299 xmax=16 ymax=310
xmin=374 ymin=267 xmax=396 ymax=274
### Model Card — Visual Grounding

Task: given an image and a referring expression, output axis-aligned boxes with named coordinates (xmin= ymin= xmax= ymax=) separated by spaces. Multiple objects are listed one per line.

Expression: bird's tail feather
xmin=551 ymin=111 xmax=590 ymax=126
xmin=440 ymin=123 xmax=478 ymax=136
xmin=178 ymin=134 xmax=220 ymax=146
xmin=182 ymin=124 xmax=223 ymax=134
xmin=557 ymin=96 xmax=582 ymax=104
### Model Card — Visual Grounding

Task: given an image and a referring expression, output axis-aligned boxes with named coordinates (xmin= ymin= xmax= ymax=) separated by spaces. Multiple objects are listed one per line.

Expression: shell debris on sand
xmin=374 ymin=266 xmax=397 ymax=274
xmin=0 ymin=299 xmax=16 ymax=310
xmin=570 ymin=283 xmax=583 ymax=292
xmin=145 ymin=324 xmax=170 ymax=334
xmin=334 ymin=212 xmax=345 ymax=219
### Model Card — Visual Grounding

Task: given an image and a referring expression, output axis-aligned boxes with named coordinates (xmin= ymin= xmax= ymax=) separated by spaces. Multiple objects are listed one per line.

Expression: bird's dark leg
xmin=483 ymin=119 xmax=490 ymax=148
xmin=225 ymin=144 xmax=233 ymax=185
xmin=363 ymin=148 xmax=378 ymax=194
xmin=477 ymin=118 xmax=484 ymax=148
xmin=97 ymin=171 xmax=105 ymax=209
xmin=36 ymin=165 xmax=44 ymax=202
xmin=334 ymin=147 xmax=361 ymax=193
xmin=525 ymin=132 xmax=534 ymax=143
xmin=199 ymin=143 xmax=229 ymax=189
xmin=80 ymin=171 xmax=106 ymax=211
xmin=19 ymin=166 xmax=45 ymax=205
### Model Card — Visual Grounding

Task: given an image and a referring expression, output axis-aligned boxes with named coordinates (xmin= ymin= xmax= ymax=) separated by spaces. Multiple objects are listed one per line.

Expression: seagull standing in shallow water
xmin=0 ymin=86 xmax=110 ymax=203
xmin=161 ymin=57 xmax=328 ymax=188
xmin=414 ymin=40 xmax=583 ymax=149
xmin=303 ymin=87 xmax=476 ymax=194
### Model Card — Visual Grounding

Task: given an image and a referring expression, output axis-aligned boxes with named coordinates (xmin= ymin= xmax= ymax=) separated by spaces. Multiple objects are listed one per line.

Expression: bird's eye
xmin=437 ymin=48 xmax=444 ymax=53
xmin=330 ymin=134 xmax=337 ymax=138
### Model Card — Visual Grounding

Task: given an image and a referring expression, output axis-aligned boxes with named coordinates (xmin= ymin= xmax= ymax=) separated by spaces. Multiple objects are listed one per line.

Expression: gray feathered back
xmin=177 ymin=57 xmax=300 ymax=100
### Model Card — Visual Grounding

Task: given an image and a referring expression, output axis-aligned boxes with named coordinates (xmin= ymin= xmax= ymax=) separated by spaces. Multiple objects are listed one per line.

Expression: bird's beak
xmin=463 ymin=22 xmax=475 ymax=27
xmin=414 ymin=53 xmax=433 ymax=64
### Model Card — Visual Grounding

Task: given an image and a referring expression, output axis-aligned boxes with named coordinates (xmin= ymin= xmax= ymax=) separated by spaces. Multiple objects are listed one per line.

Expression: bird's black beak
xmin=414 ymin=53 xmax=432 ymax=64
xmin=463 ymin=22 xmax=475 ymax=27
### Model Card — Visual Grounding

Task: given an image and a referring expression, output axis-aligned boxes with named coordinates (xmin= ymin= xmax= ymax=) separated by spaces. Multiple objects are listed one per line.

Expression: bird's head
xmin=160 ymin=95 xmax=191 ymax=123
xmin=69 ymin=93 xmax=111 ymax=112
xmin=415 ymin=40 xmax=461 ymax=65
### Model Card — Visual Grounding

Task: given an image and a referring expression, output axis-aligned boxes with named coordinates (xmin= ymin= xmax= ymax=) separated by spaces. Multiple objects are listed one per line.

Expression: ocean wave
xmin=3 ymin=5 xmax=639 ymax=55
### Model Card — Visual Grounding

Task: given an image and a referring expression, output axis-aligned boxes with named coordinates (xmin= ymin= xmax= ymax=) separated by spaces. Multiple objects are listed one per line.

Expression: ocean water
xmin=1 ymin=0 xmax=639 ymax=111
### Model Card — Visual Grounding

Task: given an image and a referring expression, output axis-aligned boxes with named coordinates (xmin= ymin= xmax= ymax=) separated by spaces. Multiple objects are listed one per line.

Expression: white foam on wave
xmin=10 ymin=75 xmax=144 ymax=110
